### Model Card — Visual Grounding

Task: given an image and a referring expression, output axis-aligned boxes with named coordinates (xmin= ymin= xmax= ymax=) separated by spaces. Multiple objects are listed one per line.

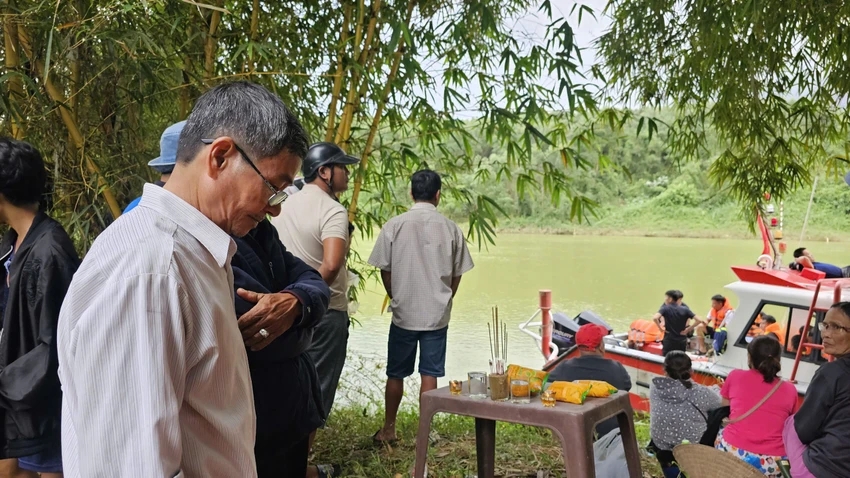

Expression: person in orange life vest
xmin=693 ymin=294 xmax=734 ymax=355
xmin=790 ymin=326 xmax=814 ymax=356
xmin=759 ymin=315 xmax=786 ymax=346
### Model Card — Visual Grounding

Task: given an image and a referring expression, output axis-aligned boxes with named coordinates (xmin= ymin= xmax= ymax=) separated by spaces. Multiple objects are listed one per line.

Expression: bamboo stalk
xmin=4 ymin=6 xmax=25 ymax=139
xmin=180 ymin=66 xmax=192 ymax=118
xmin=334 ymin=0 xmax=381 ymax=145
xmin=248 ymin=0 xmax=260 ymax=75
xmin=347 ymin=0 xmax=414 ymax=223
xmin=68 ymin=39 xmax=80 ymax=118
xmin=324 ymin=4 xmax=352 ymax=142
xmin=204 ymin=1 xmax=223 ymax=81
xmin=18 ymin=24 xmax=123 ymax=219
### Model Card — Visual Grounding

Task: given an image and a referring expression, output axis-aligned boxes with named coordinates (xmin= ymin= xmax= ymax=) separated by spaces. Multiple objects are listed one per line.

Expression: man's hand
xmin=236 ymin=289 xmax=302 ymax=351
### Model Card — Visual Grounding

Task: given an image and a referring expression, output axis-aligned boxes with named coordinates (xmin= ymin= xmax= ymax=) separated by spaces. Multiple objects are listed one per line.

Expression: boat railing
xmin=789 ymin=278 xmax=848 ymax=382
xmin=517 ymin=307 xmax=558 ymax=362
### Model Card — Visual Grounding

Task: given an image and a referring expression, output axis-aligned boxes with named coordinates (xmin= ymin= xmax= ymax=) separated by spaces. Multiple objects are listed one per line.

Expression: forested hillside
xmin=368 ymin=108 xmax=850 ymax=241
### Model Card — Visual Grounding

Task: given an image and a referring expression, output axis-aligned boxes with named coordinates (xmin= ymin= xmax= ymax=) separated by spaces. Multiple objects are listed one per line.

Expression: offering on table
xmin=450 ymin=380 xmax=463 ymax=395
xmin=507 ymin=364 xmax=549 ymax=395
xmin=548 ymin=381 xmax=591 ymax=405
xmin=573 ymin=380 xmax=618 ymax=398
xmin=489 ymin=373 xmax=509 ymax=401
xmin=468 ymin=372 xmax=488 ymax=398
xmin=541 ymin=390 xmax=557 ymax=407
xmin=510 ymin=379 xmax=530 ymax=403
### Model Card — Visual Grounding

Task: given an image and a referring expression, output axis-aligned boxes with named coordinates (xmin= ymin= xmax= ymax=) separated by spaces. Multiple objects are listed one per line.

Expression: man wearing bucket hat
xmin=271 ymin=142 xmax=359 ymax=478
xmin=123 ymin=121 xmax=184 ymax=213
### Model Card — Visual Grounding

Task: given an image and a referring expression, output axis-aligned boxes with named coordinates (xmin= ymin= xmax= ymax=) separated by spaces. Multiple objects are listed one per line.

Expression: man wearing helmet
xmin=271 ymin=142 xmax=358 ymax=476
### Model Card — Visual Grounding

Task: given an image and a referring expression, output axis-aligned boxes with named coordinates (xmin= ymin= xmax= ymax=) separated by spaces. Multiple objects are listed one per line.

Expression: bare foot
xmin=373 ymin=428 xmax=397 ymax=443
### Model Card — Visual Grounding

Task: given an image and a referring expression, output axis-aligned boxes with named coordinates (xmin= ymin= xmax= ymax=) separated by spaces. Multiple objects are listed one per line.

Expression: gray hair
xmin=177 ymin=81 xmax=309 ymax=164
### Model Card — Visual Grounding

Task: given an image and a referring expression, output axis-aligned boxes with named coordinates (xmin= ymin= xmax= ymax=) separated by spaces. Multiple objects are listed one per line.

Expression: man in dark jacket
xmin=0 ymin=138 xmax=80 ymax=477
xmin=231 ymin=218 xmax=330 ymax=478
xmin=548 ymin=324 xmax=632 ymax=438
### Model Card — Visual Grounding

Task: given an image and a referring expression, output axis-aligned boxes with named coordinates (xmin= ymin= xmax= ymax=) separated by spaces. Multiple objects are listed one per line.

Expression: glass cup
xmin=449 ymin=380 xmax=463 ymax=395
xmin=541 ymin=389 xmax=556 ymax=407
xmin=468 ymin=372 xmax=488 ymax=398
xmin=511 ymin=379 xmax=530 ymax=403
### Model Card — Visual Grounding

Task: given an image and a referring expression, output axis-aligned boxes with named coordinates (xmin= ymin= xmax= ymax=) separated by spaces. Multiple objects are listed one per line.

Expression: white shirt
xmin=57 ymin=184 xmax=257 ymax=478
xmin=273 ymin=183 xmax=349 ymax=311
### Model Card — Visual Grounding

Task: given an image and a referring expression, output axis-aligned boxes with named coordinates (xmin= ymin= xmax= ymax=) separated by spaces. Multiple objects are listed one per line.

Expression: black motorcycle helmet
xmin=301 ymin=142 xmax=360 ymax=181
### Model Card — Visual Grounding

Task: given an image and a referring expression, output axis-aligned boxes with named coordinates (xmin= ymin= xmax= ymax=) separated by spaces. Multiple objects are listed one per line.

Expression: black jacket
xmin=794 ymin=356 xmax=850 ymax=478
xmin=0 ymin=212 xmax=79 ymax=457
xmin=231 ymin=219 xmax=330 ymax=449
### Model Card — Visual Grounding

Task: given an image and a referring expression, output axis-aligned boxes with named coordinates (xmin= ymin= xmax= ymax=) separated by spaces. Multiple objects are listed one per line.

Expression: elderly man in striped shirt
xmin=57 ymin=82 xmax=306 ymax=477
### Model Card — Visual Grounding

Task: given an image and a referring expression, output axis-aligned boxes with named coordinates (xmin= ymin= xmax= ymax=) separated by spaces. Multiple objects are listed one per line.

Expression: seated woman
xmin=649 ymin=351 xmax=722 ymax=478
xmin=716 ymin=336 xmax=798 ymax=477
xmin=783 ymin=302 xmax=850 ymax=478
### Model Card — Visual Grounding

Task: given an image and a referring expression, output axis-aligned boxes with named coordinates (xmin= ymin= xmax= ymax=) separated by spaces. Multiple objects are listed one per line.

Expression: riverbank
xmin=446 ymin=175 xmax=850 ymax=243
xmin=312 ymin=403 xmax=661 ymax=477
xmin=487 ymin=198 xmax=850 ymax=242
xmin=494 ymin=223 xmax=850 ymax=242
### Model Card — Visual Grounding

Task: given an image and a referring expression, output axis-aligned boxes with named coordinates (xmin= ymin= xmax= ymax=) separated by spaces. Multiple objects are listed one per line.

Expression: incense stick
xmin=487 ymin=322 xmax=494 ymax=367
xmin=488 ymin=305 xmax=509 ymax=374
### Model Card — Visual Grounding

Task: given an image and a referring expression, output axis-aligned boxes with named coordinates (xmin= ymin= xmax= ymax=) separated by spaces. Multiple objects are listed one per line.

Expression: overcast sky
xmin=418 ymin=0 xmax=612 ymax=117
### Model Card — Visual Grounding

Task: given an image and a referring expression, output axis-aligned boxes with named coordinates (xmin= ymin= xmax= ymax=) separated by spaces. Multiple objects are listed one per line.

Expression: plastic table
xmin=413 ymin=386 xmax=642 ymax=477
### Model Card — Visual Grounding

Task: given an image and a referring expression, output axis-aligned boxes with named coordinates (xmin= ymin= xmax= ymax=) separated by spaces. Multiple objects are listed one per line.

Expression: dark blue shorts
xmin=18 ymin=446 xmax=63 ymax=473
xmin=386 ymin=323 xmax=448 ymax=379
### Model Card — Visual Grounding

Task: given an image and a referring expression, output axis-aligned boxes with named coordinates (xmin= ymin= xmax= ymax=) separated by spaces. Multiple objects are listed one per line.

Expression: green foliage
xmin=0 ymin=0 xmax=601 ymax=253
xmin=395 ymin=107 xmax=850 ymax=242
xmin=597 ymin=0 xmax=850 ymax=226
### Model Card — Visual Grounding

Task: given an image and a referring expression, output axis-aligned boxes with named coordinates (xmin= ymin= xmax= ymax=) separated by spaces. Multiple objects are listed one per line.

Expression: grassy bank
xmin=312 ymin=404 xmax=662 ymax=477
xmin=485 ymin=178 xmax=850 ymax=243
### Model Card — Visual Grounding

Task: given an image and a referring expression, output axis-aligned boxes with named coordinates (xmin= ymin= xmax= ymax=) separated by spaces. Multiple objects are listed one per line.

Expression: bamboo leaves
xmin=2 ymin=0 xmax=602 ymax=253
xmin=598 ymin=0 xmax=850 ymax=225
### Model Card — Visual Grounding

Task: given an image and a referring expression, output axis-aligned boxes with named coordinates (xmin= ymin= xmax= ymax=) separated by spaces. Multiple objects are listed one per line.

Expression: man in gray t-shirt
xmin=368 ymin=170 xmax=474 ymax=443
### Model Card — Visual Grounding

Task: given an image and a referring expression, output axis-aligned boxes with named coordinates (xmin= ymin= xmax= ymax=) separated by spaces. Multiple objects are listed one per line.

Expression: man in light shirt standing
xmin=57 ymin=81 xmax=306 ymax=477
xmin=368 ymin=169 xmax=474 ymax=443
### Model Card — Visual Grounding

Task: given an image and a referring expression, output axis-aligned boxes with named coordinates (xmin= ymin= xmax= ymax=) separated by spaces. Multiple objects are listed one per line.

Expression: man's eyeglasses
xmin=817 ymin=322 xmax=850 ymax=334
xmin=201 ymin=138 xmax=288 ymax=206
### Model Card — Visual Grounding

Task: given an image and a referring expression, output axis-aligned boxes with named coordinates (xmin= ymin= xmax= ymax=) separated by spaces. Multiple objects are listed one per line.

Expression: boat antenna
xmin=799 ymin=176 xmax=818 ymax=244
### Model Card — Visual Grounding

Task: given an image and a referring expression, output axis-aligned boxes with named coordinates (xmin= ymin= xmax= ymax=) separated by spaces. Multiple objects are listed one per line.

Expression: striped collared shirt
xmin=368 ymin=202 xmax=474 ymax=331
xmin=58 ymin=184 xmax=257 ymax=477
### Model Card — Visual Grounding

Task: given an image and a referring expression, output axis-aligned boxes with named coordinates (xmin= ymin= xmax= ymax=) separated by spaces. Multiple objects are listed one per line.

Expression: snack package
xmin=573 ymin=380 xmax=617 ymax=398
xmin=507 ymin=364 xmax=549 ymax=395
xmin=547 ymin=381 xmax=591 ymax=405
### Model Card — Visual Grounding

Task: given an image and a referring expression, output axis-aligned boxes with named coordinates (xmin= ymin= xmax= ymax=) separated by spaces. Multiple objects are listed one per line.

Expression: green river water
xmin=345 ymin=234 xmax=849 ymax=389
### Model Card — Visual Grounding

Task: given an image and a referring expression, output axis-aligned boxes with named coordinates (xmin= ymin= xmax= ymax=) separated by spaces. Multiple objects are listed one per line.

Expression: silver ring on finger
xmin=258 ymin=328 xmax=269 ymax=339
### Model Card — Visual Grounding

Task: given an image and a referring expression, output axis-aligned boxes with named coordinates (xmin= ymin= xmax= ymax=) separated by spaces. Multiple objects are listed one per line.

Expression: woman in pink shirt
xmin=716 ymin=336 xmax=798 ymax=477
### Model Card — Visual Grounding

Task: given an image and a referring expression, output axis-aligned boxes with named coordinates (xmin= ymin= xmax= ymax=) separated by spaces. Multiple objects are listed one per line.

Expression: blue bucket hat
xmin=147 ymin=121 xmax=185 ymax=174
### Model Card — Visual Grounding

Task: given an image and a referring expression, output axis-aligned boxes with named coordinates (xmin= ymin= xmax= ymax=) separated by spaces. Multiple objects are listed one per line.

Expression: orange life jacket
xmin=709 ymin=300 xmax=733 ymax=329
xmin=628 ymin=319 xmax=664 ymax=343
xmin=763 ymin=322 xmax=786 ymax=346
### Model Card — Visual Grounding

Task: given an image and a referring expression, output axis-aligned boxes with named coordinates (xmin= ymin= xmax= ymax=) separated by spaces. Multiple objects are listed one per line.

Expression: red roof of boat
xmin=731 ymin=266 xmax=822 ymax=289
